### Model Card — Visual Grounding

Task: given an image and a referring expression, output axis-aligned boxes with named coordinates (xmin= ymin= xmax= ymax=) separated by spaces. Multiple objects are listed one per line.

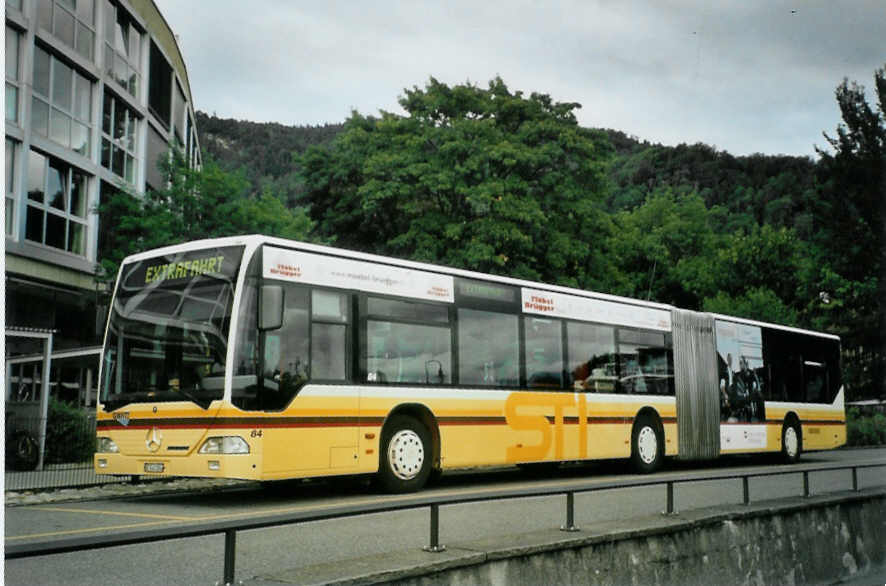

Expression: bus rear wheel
xmin=781 ymin=421 xmax=802 ymax=463
xmin=378 ymin=416 xmax=432 ymax=493
xmin=631 ymin=415 xmax=663 ymax=474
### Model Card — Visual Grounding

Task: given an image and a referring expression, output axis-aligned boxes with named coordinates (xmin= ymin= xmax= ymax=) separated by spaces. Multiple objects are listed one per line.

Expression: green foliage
xmin=713 ymin=225 xmax=802 ymax=306
xmin=300 ymin=77 xmax=614 ymax=288
xmin=45 ymin=399 xmax=95 ymax=464
xmin=846 ymin=408 xmax=886 ymax=446
xmin=702 ymin=287 xmax=799 ymax=326
xmin=604 ymin=137 xmax=818 ymax=230
xmin=812 ymin=64 xmax=886 ymax=399
xmin=605 ymin=188 xmax=722 ymax=308
xmin=196 ymin=112 xmax=342 ymax=206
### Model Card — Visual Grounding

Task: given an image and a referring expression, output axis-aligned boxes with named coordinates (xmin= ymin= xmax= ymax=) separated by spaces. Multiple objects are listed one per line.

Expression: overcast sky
xmin=154 ymin=0 xmax=885 ymax=158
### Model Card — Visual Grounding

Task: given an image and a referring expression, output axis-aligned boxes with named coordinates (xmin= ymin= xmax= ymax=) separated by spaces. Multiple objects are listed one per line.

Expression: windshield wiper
xmin=170 ymin=386 xmax=213 ymax=410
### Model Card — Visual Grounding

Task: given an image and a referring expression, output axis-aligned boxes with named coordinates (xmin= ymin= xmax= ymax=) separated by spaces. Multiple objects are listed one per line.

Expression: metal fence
xmin=4 ymin=412 xmax=128 ymax=491
xmin=6 ymin=460 xmax=885 ymax=586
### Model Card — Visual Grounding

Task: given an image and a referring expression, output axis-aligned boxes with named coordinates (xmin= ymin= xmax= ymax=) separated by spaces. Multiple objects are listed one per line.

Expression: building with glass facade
xmin=5 ymin=0 xmax=201 ymax=408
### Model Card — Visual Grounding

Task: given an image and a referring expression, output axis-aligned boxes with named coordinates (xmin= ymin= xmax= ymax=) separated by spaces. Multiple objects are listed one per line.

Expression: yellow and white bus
xmin=95 ymin=235 xmax=846 ymax=492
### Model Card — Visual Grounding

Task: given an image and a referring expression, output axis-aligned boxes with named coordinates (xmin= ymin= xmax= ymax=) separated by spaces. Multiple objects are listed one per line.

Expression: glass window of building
xmin=145 ymin=124 xmax=168 ymax=191
xmin=6 ymin=26 xmax=20 ymax=123
xmin=6 ymin=138 xmax=16 ymax=237
xmin=31 ymin=47 xmax=94 ymax=156
xmin=6 ymin=0 xmax=24 ymax=11
xmin=187 ymin=118 xmax=200 ymax=169
xmin=148 ymin=40 xmax=172 ymax=127
xmin=185 ymin=113 xmax=194 ymax=165
xmin=103 ymin=0 xmax=140 ymax=98
xmin=172 ymin=80 xmax=186 ymax=142
xmin=25 ymin=149 xmax=89 ymax=256
xmin=37 ymin=0 xmax=96 ymax=61
xmin=101 ymin=91 xmax=139 ymax=183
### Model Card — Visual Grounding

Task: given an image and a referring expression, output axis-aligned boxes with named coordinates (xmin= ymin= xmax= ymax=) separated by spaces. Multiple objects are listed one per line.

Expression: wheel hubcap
xmin=637 ymin=426 xmax=658 ymax=465
xmin=784 ymin=427 xmax=798 ymax=458
xmin=388 ymin=429 xmax=424 ymax=480
xmin=17 ymin=437 xmax=34 ymax=459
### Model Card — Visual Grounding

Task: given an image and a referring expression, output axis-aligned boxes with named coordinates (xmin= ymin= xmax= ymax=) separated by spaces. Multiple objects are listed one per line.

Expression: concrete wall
xmin=384 ymin=491 xmax=886 ymax=586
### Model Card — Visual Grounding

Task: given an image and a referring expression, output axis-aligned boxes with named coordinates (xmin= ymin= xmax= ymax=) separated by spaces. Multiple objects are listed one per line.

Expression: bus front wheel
xmin=631 ymin=414 xmax=664 ymax=474
xmin=378 ymin=416 xmax=432 ymax=493
xmin=781 ymin=420 xmax=802 ymax=463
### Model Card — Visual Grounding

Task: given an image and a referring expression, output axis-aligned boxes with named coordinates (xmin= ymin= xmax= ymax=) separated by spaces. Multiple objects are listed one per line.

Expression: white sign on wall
xmin=521 ymin=288 xmax=672 ymax=331
xmin=263 ymin=247 xmax=454 ymax=303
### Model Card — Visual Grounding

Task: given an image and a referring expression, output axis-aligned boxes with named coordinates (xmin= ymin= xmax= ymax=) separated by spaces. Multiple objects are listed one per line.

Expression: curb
xmin=4 ymin=477 xmax=256 ymax=507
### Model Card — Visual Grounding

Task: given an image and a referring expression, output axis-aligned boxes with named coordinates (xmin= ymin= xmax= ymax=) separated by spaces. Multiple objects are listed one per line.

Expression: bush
xmin=45 ymin=399 xmax=95 ymax=464
xmin=846 ymin=407 xmax=886 ymax=447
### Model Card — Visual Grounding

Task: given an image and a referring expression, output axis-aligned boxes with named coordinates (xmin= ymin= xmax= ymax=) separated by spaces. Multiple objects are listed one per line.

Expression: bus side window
xmin=524 ymin=317 xmax=564 ymax=389
xmin=260 ymin=286 xmax=309 ymax=410
xmin=567 ymin=322 xmax=616 ymax=393
xmin=616 ymin=329 xmax=673 ymax=396
xmin=310 ymin=290 xmax=349 ymax=381
xmin=457 ymin=309 xmax=518 ymax=387
xmin=364 ymin=297 xmax=451 ymax=385
xmin=248 ymin=286 xmax=350 ymax=410
xmin=803 ymin=362 xmax=827 ymax=403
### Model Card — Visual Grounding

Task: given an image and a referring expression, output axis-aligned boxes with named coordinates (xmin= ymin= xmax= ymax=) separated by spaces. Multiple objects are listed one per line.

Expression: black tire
xmin=630 ymin=414 xmax=664 ymax=474
xmin=781 ymin=420 xmax=802 ymax=464
xmin=427 ymin=466 xmax=444 ymax=486
xmin=377 ymin=415 xmax=432 ymax=493
xmin=7 ymin=430 xmax=39 ymax=471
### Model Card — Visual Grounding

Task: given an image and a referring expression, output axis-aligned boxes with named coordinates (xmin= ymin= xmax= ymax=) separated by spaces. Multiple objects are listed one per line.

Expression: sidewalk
xmin=4 ymin=476 xmax=252 ymax=507
xmin=6 ymin=477 xmax=885 ymax=585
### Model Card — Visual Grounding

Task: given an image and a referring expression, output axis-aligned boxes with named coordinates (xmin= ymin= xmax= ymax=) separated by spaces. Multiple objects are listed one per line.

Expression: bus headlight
xmin=96 ymin=437 xmax=120 ymax=453
xmin=198 ymin=436 xmax=250 ymax=455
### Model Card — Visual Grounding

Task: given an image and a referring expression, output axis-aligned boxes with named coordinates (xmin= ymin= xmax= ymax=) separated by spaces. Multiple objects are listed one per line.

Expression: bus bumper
xmin=94 ymin=453 xmax=261 ymax=480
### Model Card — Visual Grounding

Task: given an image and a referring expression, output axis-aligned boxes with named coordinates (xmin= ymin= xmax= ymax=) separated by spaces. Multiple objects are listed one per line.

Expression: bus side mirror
xmin=259 ymin=285 xmax=284 ymax=331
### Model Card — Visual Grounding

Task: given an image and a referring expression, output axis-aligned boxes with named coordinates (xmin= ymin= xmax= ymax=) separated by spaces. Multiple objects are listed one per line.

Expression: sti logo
xmin=113 ymin=411 xmax=131 ymax=426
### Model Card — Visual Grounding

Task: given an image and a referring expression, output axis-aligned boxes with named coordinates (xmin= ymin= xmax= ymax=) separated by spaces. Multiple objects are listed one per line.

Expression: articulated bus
xmin=95 ymin=235 xmax=846 ymax=492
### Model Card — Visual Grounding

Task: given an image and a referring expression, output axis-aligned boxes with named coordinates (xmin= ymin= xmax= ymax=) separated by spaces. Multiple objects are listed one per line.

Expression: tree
xmin=703 ymin=287 xmax=798 ymax=326
xmin=815 ymin=65 xmax=886 ymax=399
xmin=605 ymin=188 xmax=724 ymax=309
xmin=196 ymin=111 xmax=343 ymax=207
xmin=299 ymin=77 xmax=614 ymax=288
xmin=97 ymin=151 xmax=314 ymax=278
xmin=713 ymin=224 xmax=802 ymax=309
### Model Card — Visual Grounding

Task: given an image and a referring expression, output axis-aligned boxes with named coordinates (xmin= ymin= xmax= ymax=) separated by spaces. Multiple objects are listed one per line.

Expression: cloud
xmin=157 ymin=0 xmax=885 ymax=156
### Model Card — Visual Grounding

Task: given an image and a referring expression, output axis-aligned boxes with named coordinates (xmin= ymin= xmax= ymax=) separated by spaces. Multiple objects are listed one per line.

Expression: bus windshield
xmin=100 ymin=245 xmax=244 ymax=411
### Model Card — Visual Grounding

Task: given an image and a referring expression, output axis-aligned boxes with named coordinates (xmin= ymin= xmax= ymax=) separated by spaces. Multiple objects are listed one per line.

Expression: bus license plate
xmin=144 ymin=462 xmax=165 ymax=473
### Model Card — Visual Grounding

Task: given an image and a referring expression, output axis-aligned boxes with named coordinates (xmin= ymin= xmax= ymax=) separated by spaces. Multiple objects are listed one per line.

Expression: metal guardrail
xmin=6 ymin=460 xmax=886 ymax=585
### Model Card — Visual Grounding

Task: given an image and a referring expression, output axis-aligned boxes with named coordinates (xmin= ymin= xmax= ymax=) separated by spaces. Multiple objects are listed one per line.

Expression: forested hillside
xmin=196 ymin=113 xmax=343 ymax=207
xmin=102 ymin=72 xmax=883 ymax=400
xmin=196 ymin=114 xmax=820 ymax=238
